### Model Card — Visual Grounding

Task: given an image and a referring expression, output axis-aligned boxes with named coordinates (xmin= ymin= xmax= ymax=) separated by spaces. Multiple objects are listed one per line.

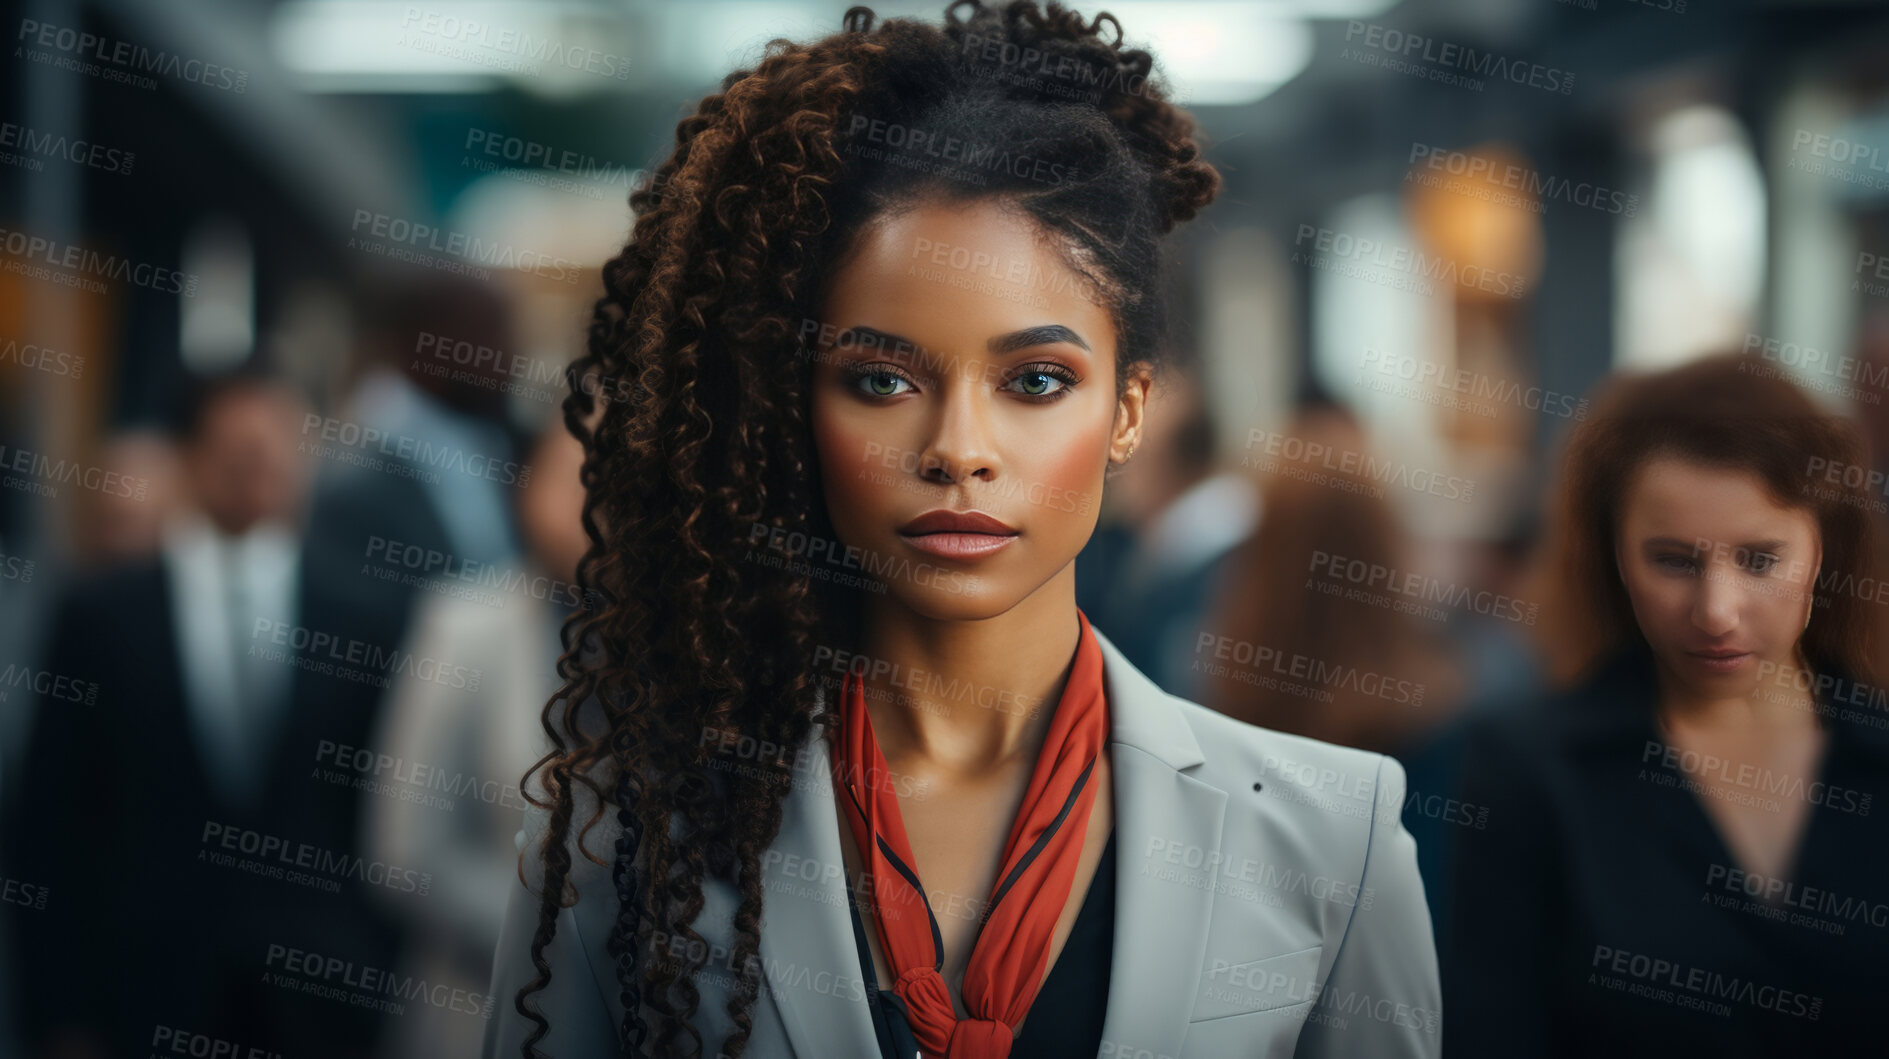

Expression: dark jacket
xmin=3 ymin=543 xmax=426 ymax=1058
xmin=1442 ymin=641 xmax=1889 ymax=1057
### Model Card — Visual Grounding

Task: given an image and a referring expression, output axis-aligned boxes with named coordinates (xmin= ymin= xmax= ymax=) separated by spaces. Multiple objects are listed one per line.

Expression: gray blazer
xmin=483 ymin=626 xmax=1442 ymax=1058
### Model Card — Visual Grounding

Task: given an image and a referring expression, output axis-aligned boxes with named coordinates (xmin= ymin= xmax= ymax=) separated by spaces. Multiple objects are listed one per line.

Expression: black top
xmin=1441 ymin=642 xmax=1889 ymax=1058
xmin=847 ymin=830 xmax=1117 ymax=1058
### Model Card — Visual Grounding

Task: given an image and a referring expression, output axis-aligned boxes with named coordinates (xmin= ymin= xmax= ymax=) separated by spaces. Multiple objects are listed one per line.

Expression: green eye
xmin=1003 ymin=363 xmax=1077 ymax=400
xmin=1009 ymin=372 xmax=1062 ymax=397
xmin=854 ymin=370 xmax=913 ymax=397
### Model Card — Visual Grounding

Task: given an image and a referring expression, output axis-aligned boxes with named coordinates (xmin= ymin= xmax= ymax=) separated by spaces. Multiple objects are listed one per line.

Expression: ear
xmin=1109 ymin=362 xmax=1154 ymax=464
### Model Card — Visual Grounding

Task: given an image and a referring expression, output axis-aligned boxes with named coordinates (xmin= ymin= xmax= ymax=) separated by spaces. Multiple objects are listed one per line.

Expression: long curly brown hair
xmin=519 ymin=3 xmax=1221 ymax=1055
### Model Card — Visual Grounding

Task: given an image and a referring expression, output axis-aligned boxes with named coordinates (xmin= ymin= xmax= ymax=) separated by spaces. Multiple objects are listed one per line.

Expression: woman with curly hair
xmin=484 ymin=3 xmax=1440 ymax=1057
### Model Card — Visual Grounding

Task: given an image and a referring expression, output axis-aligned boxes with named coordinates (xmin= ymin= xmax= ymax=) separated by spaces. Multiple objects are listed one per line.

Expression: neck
xmin=855 ymin=565 xmax=1083 ymax=778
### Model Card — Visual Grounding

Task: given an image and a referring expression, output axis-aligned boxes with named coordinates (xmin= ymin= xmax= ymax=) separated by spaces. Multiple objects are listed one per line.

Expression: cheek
xmin=1012 ymin=414 xmax=1109 ymax=542
xmin=1622 ymin=570 xmax=1686 ymax=630
xmin=1752 ymin=592 xmax=1807 ymax=635
xmin=812 ymin=399 xmax=886 ymax=528
xmin=1025 ymin=390 xmax=1116 ymax=487
xmin=1029 ymin=423 xmax=1108 ymax=495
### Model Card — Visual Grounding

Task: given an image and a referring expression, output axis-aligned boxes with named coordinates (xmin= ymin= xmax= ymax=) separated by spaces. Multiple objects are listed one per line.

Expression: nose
xmin=1690 ymin=560 xmax=1741 ymax=638
xmin=916 ymin=377 xmax=1001 ymax=486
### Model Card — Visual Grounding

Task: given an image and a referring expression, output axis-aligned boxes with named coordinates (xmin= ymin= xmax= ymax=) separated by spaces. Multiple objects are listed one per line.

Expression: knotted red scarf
xmin=831 ymin=609 xmax=1110 ymax=1059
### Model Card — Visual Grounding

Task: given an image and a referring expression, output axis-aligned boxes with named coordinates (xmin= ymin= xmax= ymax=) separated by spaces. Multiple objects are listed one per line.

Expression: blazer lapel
xmin=1093 ymin=626 xmax=1229 ymax=1059
xmin=756 ymin=708 xmax=883 ymax=1058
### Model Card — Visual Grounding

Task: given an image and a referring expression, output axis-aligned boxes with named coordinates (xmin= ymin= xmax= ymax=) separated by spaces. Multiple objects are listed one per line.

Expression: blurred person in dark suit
xmin=364 ymin=420 xmax=586 ymax=1059
xmin=1194 ymin=403 xmax=1464 ymax=757
xmin=300 ymin=272 xmax=526 ymax=598
xmin=2 ymin=369 xmax=411 ymax=1058
xmin=0 ymin=430 xmax=182 ymax=809
xmin=1443 ymin=352 xmax=1889 ymax=1056
xmin=5 ymin=371 xmax=310 ymax=1057
xmin=188 ymin=274 xmax=525 ymax=1059
xmin=1075 ymin=371 xmax=1260 ymax=695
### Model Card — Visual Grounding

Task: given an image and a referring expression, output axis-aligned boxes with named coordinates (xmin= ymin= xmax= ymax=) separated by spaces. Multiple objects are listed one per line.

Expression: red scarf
xmin=831 ymin=609 xmax=1110 ymax=1059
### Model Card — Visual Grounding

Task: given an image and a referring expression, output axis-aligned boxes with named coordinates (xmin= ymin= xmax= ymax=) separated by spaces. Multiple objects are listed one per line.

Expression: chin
xmin=1655 ymin=651 xmax=1762 ymax=696
xmin=877 ymin=576 xmax=1018 ymax=622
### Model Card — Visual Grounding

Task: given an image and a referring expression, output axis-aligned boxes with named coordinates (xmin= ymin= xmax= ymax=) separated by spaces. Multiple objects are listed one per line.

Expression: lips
xmin=1686 ymin=648 xmax=1752 ymax=673
xmin=898 ymin=509 xmax=1017 ymax=536
xmin=897 ymin=509 xmax=1018 ymax=561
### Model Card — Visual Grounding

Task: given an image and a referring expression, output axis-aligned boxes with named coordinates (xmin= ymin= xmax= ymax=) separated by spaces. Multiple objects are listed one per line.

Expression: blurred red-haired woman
xmin=1443 ymin=351 xmax=1889 ymax=1057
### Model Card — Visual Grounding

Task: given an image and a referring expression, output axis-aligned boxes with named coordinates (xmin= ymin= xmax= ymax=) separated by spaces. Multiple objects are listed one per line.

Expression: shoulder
xmin=38 ymin=560 xmax=166 ymax=661
xmin=1451 ymin=661 xmax=1646 ymax=784
xmin=1150 ymin=693 xmax=1412 ymax=902
xmin=489 ymin=758 xmax=628 ymax=1057
xmin=1170 ymin=692 xmax=1407 ymax=822
xmin=513 ymin=745 xmax=628 ymax=906
xmin=1096 ymin=621 xmax=1402 ymax=873
xmin=505 ymin=689 xmax=630 ymax=907
xmin=1142 ymin=694 xmax=1444 ymax=1048
xmin=60 ymin=557 xmax=165 ymax=612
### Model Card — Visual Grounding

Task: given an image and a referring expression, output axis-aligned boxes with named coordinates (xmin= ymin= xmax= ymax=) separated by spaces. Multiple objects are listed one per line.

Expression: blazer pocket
xmin=1189 ymin=944 xmax=1324 ymax=1023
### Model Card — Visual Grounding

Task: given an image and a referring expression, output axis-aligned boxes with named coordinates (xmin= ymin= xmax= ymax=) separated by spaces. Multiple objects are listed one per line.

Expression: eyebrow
xmin=1642 ymin=537 xmax=1790 ymax=552
xmin=833 ymin=324 xmax=1091 ymax=356
xmin=988 ymin=324 xmax=1091 ymax=354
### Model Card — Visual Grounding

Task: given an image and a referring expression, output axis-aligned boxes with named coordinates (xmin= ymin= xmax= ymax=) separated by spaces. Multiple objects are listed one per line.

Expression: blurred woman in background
xmin=1443 ymin=352 xmax=1889 ymax=1056
xmin=1196 ymin=402 xmax=1463 ymax=758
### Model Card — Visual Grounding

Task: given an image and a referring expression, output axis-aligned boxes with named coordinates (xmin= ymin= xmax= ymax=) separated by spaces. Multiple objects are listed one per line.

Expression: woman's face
xmin=808 ymin=197 xmax=1146 ymax=622
xmin=1614 ymin=455 xmax=1822 ymax=697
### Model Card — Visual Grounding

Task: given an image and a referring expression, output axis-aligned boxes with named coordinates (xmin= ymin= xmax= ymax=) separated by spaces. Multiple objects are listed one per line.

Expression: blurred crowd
xmin=1 ymin=275 xmax=582 ymax=1058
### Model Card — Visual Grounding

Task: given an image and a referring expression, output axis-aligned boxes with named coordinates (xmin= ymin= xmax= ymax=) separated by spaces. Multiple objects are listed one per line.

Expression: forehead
xmin=1620 ymin=456 xmax=1817 ymax=539
xmin=819 ymin=197 xmax=1115 ymax=354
